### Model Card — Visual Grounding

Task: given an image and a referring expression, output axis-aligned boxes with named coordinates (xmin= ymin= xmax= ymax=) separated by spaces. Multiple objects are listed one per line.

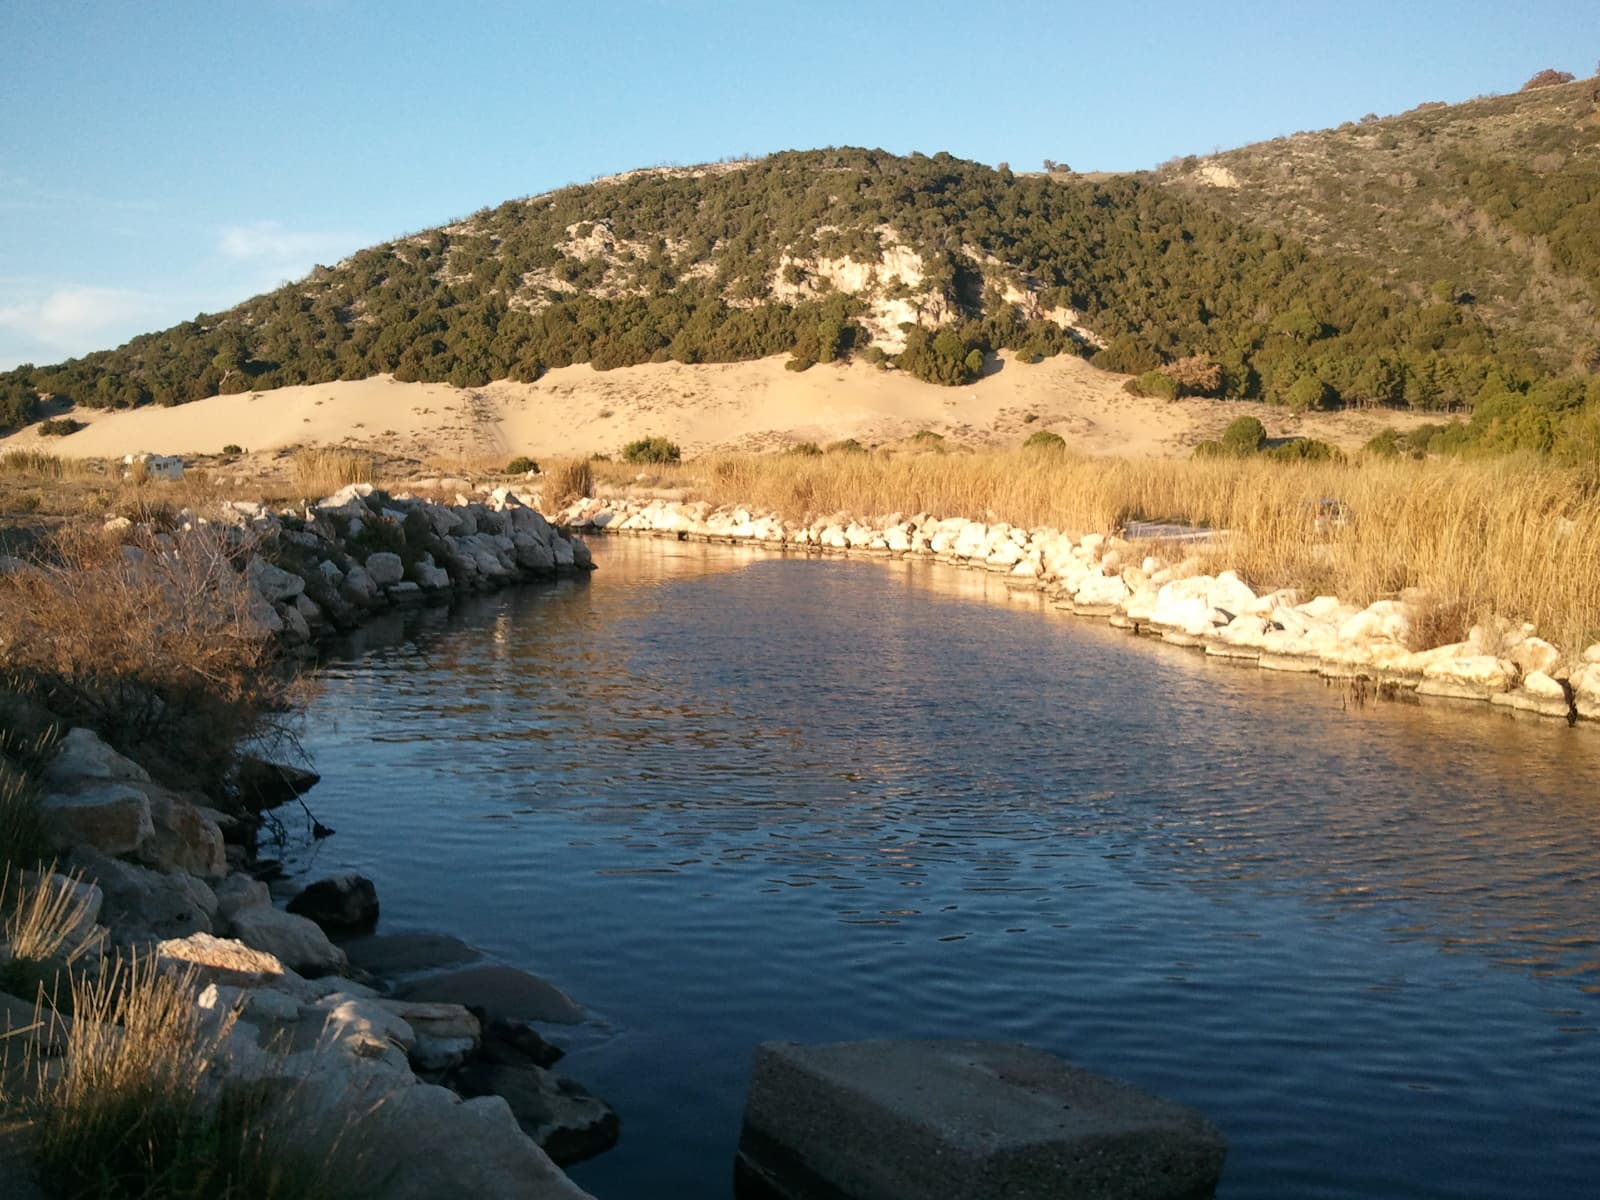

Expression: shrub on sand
xmin=622 ymin=437 xmax=681 ymax=465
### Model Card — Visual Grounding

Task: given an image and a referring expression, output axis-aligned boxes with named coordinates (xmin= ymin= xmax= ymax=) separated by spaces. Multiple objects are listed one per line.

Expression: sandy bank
xmin=3 ymin=354 xmax=1433 ymax=465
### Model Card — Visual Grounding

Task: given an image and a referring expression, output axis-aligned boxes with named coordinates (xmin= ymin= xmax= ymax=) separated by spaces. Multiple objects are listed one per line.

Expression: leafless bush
xmin=0 ymin=523 xmax=290 ymax=789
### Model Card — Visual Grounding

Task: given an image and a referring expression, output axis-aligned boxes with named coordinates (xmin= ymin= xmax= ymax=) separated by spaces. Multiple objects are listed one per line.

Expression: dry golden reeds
xmin=543 ymin=457 xmax=593 ymax=508
xmin=289 ymin=448 xmax=376 ymax=499
xmin=1 ymin=867 xmax=99 ymax=967
xmin=601 ymin=450 xmax=1600 ymax=652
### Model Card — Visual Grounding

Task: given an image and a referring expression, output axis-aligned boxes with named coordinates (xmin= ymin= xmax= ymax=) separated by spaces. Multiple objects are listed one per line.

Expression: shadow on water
xmin=296 ymin=536 xmax=1600 ymax=1200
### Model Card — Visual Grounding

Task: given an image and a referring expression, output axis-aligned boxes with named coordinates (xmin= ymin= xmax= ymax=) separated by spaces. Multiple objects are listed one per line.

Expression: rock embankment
xmin=6 ymin=725 xmax=610 ymax=1197
xmin=554 ymin=496 xmax=1600 ymax=724
xmin=86 ymin=481 xmax=594 ymax=648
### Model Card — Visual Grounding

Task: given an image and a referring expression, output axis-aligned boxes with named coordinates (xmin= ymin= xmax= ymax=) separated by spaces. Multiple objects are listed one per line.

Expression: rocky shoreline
xmin=553 ymin=494 xmax=1600 ymax=726
xmin=2 ymin=482 xmax=611 ymax=1198
xmin=7 ymin=476 xmax=1592 ymax=1198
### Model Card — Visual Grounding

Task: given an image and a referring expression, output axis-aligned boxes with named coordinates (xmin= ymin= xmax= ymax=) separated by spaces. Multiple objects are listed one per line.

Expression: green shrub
xmin=1265 ymin=437 xmax=1345 ymax=463
xmin=506 ymin=455 xmax=539 ymax=474
xmin=1023 ymin=430 xmax=1066 ymax=450
xmin=785 ymin=355 xmax=815 ymax=372
xmin=1126 ymin=371 xmax=1179 ymax=400
xmin=911 ymin=430 xmax=945 ymax=446
xmin=1285 ymin=375 xmax=1335 ymax=413
xmin=825 ymin=438 xmax=867 ymax=454
xmin=1220 ymin=415 xmax=1267 ymax=455
xmin=1364 ymin=428 xmax=1404 ymax=458
xmin=37 ymin=418 xmax=84 ymax=437
xmin=1192 ymin=439 xmax=1227 ymax=459
xmin=221 ymin=444 xmax=243 ymax=457
xmin=622 ymin=436 xmax=681 ymax=464
xmin=786 ymin=442 xmax=823 ymax=456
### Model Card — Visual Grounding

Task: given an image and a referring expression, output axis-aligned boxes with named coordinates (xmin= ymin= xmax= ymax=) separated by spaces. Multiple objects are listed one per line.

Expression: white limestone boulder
xmin=227 ymin=905 xmax=349 ymax=976
xmin=1418 ymin=655 xmax=1518 ymax=701
xmin=40 ymin=784 xmax=153 ymax=856
xmin=1072 ymin=573 xmax=1130 ymax=611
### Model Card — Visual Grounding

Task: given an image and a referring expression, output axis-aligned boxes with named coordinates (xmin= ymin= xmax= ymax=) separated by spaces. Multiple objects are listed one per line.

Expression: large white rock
xmin=1508 ymin=637 xmax=1562 ymax=678
xmin=1150 ymin=577 xmax=1220 ymax=637
xmin=1206 ymin=570 xmax=1258 ymax=619
xmin=1418 ymin=655 xmax=1518 ymax=700
xmin=339 ymin=1085 xmax=595 ymax=1200
xmin=1338 ymin=600 xmax=1413 ymax=646
xmin=40 ymin=784 xmax=154 ymax=856
xmin=214 ymin=872 xmax=273 ymax=921
xmin=365 ymin=552 xmax=405 ymax=586
xmin=157 ymin=932 xmax=288 ymax=988
xmin=1573 ymin=663 xmax=1600 ymax=721
xmin=142 ymin=785 xmax=227 ymax=879
xmin=67 ymin=847 xmax=217 ymax=939
xmin=44 ymin=727 xmax=151 ymax=788
xmin=246 ymin=557 xmax=305 ymax=602
xmin=1073 ymin=572 xmax=1130 ymax=609
xmin=227 ymin=905 xmax=348 ymax=975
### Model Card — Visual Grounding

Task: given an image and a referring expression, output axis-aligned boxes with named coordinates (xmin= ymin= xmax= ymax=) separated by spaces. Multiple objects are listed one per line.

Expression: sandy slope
xmin=2 ymin=353 xmax=1430 ymax=464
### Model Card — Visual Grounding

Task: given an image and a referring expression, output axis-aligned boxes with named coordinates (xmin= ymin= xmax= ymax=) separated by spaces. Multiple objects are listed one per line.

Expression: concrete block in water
xmin=736 ymin=1040 xmax=1225 ymax=1200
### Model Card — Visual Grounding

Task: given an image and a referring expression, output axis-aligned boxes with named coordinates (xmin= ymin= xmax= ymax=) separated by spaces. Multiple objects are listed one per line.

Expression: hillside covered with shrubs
xmin=4 ymin=71 xmax=1600 ymax=462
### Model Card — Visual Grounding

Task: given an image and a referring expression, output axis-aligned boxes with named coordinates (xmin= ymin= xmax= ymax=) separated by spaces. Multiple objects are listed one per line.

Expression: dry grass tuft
xmin=0 ymin=450 xmax=67 ymax=479
xmin=2 ymin=953 xmax=348 ymax=1199
xmin=611 ymin=450 xmax=1600 ymax=652
xmin=290 ymin=448 xmax=375 ymax=499
xmin=1 ymin=868 xmax=98 ymax=968
xmin=543 ymin=457 xmax=593 ymax=509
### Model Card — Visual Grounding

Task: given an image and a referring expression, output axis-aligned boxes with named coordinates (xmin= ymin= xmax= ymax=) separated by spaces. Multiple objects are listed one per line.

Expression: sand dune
xmin=2 ymin=353 xmax=1430 ymax=465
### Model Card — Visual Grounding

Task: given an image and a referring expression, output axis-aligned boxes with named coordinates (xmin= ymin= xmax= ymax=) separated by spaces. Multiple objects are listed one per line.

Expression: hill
xmin=4 ymin=77 xmax=1600 ymax=463
xmin=1158 ymin=74 xmax=1600 ymax=374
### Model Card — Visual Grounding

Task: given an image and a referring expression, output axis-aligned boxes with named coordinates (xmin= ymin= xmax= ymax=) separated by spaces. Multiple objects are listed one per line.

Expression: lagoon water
xmin=290 ymin=537 xmax=1600 ymax=1199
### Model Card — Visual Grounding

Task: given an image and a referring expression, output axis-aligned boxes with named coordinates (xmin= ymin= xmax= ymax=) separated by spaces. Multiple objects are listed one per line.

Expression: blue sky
xmin=2 ymin=0 xmax=1597 ymax=370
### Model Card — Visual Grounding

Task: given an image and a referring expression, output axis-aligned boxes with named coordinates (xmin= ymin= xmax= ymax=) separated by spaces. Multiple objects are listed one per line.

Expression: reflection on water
xmin=292 ymin=537 xmax=1600 ymax=1200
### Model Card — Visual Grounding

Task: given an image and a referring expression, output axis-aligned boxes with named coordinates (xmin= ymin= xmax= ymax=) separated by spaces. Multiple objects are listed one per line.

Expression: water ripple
xmin=292 ymin=539 xmax=1600 ymax=1200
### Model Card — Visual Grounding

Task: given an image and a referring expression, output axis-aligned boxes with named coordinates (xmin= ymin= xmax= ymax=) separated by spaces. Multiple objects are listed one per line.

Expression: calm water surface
xmin=289 ymin=538 xmax=1600 ymax=1199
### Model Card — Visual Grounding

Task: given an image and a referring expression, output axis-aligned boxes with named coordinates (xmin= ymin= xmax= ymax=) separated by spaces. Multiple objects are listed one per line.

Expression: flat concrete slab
xmin=737 ymin=1040 xmax=1225 ymax=1200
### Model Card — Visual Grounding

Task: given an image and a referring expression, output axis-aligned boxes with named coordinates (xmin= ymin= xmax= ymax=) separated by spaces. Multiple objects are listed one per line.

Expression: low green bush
xmin=37 ymin=418 xmax=84 ymax=437
xmin=506 ymin=455 xmax=539 ymax=474
xmin=1126 ymin=371 xmax=1179 ymax=400
xmin=622 ymin=436 xmax=681 ymax=464
xmin=1265 ymin=437 xmax=1345 ymax=463
xmin=1023 ymin=430 xmax=1066 ymax=450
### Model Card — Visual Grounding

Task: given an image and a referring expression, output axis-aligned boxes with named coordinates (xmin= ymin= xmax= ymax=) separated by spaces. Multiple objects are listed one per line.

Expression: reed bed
xmin=603 ymin=450 xmax=1600 ymax=652
xmin=289 ymin=448 xmax=376 ymax=499
xmin=543 ymin=457 xmax=593 ymax=509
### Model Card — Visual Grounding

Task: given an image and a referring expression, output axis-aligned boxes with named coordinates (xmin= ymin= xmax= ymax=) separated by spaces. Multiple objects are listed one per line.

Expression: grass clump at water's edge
xmin=2 ymin=951 xmax=351 ymax=1200
xmin=593 ymin=449 xmax=1600 ymax=653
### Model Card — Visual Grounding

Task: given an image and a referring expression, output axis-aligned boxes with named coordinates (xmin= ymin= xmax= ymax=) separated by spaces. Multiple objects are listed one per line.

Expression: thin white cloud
xmin=0 ymin=285 xmax=162 ymax=354
xmin=217 ymin=221 xmax=357 ymax=265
